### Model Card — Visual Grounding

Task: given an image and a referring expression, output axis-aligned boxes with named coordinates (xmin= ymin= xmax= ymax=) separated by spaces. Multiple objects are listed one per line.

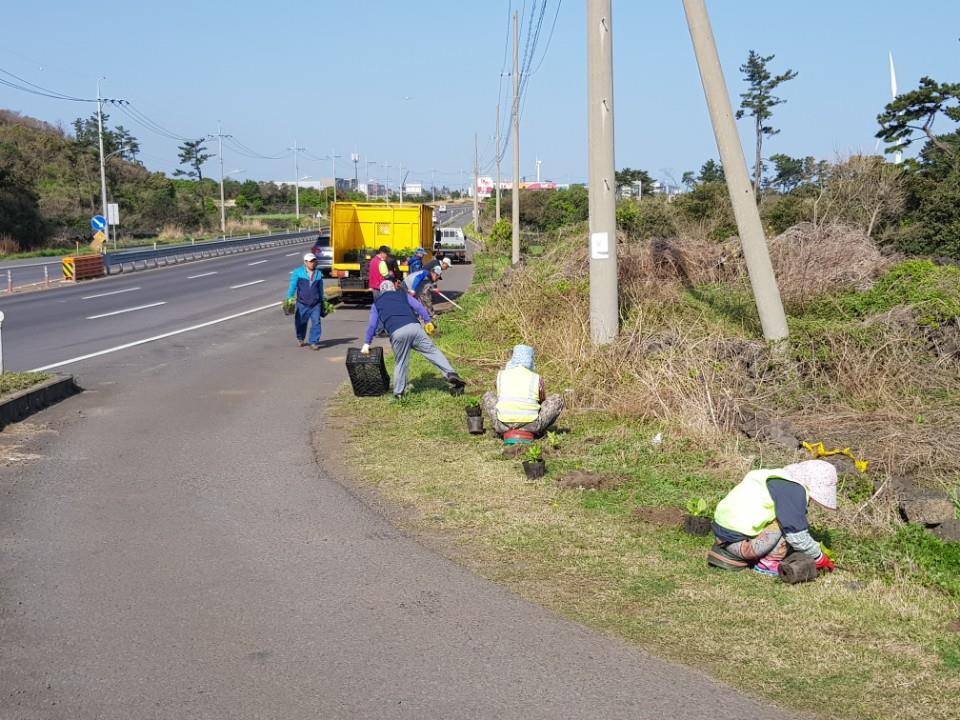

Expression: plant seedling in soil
xmin=545 ymin=430 xmax=561 ymax=450
xmin=465 ymin=396 xmax=482 ymax=417
xmin=525 ymin=445 xmax=543 ymax=463
xmin=683 ymin=497 xmax=712 ymax=536
xmin=521 ymin=445 xmax=546 ymax=480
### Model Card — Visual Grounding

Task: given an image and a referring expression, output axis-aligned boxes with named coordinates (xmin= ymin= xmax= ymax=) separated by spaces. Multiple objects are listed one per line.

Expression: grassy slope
xmin=332 ymin=251 xmax=960 ymax=720
xmin=0 ymin=372 xmax=51 ymax=397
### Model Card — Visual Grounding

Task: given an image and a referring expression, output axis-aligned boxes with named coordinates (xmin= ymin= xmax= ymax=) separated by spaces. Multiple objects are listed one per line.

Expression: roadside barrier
xmin=62 ymin=255 xmax=105 ymax=282
xmin=103 ymin=230 xmax=315 ymax=274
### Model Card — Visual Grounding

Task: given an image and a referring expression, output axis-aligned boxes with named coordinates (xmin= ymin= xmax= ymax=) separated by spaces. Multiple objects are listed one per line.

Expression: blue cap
xmin=415 ymin=247 xmax=426 ymax=255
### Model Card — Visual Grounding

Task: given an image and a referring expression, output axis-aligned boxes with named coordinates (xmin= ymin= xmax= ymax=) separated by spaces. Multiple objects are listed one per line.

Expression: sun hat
xmin=440 ymin=257 xmax=452 ymax=268
xmin=784 ymin=460 xmax=838 ymax=510
xmin=379 ymin=279 xmax=396 ymax=292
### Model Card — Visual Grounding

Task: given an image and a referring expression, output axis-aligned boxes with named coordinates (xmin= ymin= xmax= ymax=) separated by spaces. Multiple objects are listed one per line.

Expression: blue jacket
xmin=287 ymin=266 xmax=324 ymax=307
xmin=407 ymin=255 xmax=424 ymax=273
xmin=365 ymin=291 xmax=431 ymax=343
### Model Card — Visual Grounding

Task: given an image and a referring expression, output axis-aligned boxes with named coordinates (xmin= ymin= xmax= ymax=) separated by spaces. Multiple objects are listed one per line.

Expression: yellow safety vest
xmin=713 ymin=469 xmax=809 ymax=537
xmin=495 ymin=367 xmax=541 ymax=424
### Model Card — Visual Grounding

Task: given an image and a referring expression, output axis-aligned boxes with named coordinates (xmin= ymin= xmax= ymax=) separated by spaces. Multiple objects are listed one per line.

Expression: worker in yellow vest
xmin=482 ymin=344 xmax=564 ymax=437
xmin=707 ymin=459 xmax=838 ymax=576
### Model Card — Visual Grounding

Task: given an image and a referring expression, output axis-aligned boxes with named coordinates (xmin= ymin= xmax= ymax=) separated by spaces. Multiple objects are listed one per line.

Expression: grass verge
xmin=331 ymin=251 xmax=960 ymax=720
xmin=0 ymin=372 xmax=51 ymax=398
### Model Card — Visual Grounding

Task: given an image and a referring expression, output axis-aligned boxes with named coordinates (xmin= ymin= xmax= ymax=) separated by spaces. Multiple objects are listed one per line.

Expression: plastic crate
xmin=345 ymin=346 xmax=391 ymax=397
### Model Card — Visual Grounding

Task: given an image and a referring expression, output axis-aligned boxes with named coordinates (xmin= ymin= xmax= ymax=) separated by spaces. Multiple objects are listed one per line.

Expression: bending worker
xmin=707 ymin=459 xmax=838 ymax=576
xmin=482 ymin=344 xmax=564 ymax=438
xmin=404 ymin=263 xmax=444 ymax=317
xmin=361 ymin=280 xmax=465 ymax=399
xmin=286 ymin=252 xmax=325 ymax=349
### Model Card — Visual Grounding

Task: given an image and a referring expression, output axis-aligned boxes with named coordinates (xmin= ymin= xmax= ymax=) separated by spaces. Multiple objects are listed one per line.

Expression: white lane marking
xmin=31 ymin=302 xmax=280 ymax=372
xmin=230 ymin=279 xmax=265 ymax=289
xmin=81 ymin=286 xmax=141 ymax=300
xmin=247 ymin=259 xmax=269 ymax=266
xmin=187 ymin=271 xmax=218 ymax=279
xmin=86 ymin=301 xmax=167 ymax=320
xmin=285 ymin=252 xmax=299 ymax=256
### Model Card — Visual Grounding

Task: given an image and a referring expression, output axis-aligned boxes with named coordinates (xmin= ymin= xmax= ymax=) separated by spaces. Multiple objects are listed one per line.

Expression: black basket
xmin=345 ymin=347 xmax=391 ymax=397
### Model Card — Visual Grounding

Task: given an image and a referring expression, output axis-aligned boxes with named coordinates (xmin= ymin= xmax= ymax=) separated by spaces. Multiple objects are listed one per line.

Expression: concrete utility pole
xmin=289 ymin=139 xmax=304 ymax=220
xmin=96 ymin=79 xmax=110 ymax=250
xmin=210 ymin=122 xmax=233 ymax=236
xmin=431 ymin=168 xmax=436 ymax=202
xmin=399 ymin=162 xmax=404 ymax=204
xmin=473 ymin=132 xmax=480 ymax=232
xmin=682 ymin=0 xmax=788 ymax=341
xmin=495 ymin=103 xmax=502 ymax=222
xmin=511 ymin=10 xmax=521 ymax=264
xmin=586 ymin=0 xmax=619 ymax=345
xmin=328 ymin=150 xmax=342 ymax=202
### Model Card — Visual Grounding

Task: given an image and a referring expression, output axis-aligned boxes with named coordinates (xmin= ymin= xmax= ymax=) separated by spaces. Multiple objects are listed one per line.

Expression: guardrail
xmin=103 ymin=230 xmax=316 ymax=274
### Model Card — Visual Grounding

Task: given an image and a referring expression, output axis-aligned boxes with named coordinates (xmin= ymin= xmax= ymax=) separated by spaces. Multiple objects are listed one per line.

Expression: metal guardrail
xmin=103 ymin=230 xmax=316 ymax=274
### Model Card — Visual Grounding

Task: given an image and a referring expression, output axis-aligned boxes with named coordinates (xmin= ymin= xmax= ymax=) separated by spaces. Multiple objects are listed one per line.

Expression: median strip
xmin=31 ymin=302 xmax=280 ymax=372
xmin=81 ymin=286 xmax=141 ymax=300
xmin=230 ymin=279 xmax=265 ymax=289
xmin=85 ymin=301 xmax=167 ymax=320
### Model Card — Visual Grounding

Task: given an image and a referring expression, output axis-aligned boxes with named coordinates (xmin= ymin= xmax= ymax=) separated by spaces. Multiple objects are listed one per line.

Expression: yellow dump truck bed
xmin=330 ymin=202 xmax=433 ymax=295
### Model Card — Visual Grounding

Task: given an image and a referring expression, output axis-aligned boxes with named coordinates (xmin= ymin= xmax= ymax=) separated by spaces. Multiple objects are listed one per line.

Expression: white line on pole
xmin=31 ymin=302 xmax=280 ymax=372
xmin=186 ymin=271 xmax=218 ymax=279
xmin=247 ymin=259 xmax=269 ymax=266
xmin=81 ymin=286 xmax=141 ymax=300
xmin=229 ymin=279 xmax=265 ymax=289
xmin=86 ymin=302 xmax=167 ymax=320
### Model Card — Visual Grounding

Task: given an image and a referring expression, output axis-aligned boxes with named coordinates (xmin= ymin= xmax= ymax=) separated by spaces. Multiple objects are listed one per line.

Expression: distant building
xmin=403 ymin=182 xmax=423 ymax=196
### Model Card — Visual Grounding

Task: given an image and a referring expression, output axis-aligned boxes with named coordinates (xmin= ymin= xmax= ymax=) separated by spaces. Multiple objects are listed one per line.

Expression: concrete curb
xmin=0 ymin=374 xmax=80 ymax=427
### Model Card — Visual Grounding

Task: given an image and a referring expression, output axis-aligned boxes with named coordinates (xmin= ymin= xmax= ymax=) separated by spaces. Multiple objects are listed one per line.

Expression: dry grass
xmin=224 ymin=219 xmax=269 ymax=236
xmin=157 ymin=224 xmax=188 ymax=242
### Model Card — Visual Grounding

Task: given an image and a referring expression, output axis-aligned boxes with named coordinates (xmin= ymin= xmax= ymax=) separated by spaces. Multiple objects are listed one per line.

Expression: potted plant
xmin=682 ymin=497 xmax=713 ymax=536
xmin=465 ymin=398 xmax=484 ymax=434
xmin=281 ymin=298 xmax=296 ymax=316
xmin=521 ymin=444 xmax=546 ymax=480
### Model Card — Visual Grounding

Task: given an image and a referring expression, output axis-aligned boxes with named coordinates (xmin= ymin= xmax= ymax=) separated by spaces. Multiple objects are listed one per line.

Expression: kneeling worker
xmin=707 ymin=459 xmax=838 ymax=576
xmin=482 ymin=344 xmax=564 ymax=438
xmin=361 ymin=281 xmax=465 ymax=399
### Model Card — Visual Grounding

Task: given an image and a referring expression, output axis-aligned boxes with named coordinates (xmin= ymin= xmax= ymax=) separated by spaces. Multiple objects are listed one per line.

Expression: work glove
xmin=424 ymin=323 xmax=435 ymax=336
xmin=815 ymin=553 xmax=836 ymax=572
xmin=360 ymin=343 xmax=370 ymax=355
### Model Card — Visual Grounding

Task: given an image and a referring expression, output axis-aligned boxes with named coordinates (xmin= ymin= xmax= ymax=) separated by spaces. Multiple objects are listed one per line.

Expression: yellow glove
xmin=424 ymin=322 xmax=435 ymax=336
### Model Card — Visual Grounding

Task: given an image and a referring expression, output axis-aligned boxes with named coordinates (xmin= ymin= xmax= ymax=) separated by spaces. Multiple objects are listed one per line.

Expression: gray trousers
xmin=391 ymin=323 xmax=456 ymax=395
xmin=482 ymin=391 xmax=564 ymax=437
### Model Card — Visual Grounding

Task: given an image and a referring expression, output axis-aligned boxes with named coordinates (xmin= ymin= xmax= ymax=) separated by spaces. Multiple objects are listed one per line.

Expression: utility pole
xmin=399 ymin=162 xmax=403 ymax=204
xmin=473 ymin=132 xmax=480 ymax=233
xmin=431 ymin=168 xmax=436 ymax=202
xmin=351 ymin=152 xmax=360 ymax=190
xmin=96 ymin=79 xmax=110 ymax=251
xmin=329 ymin=150 xmax=342 ymax=202
xmin=682 ymin=0 xmax=788 ymax=341
xmin=495 ymin=103 xmax=502 ymax=222
xmin=536 ymin=157 xmax=542 ymax=183
xmin=210 ymin=122 xmax=233 ymax=236
xmin=288 ymin=139 xmax=304 ymax=220
xmin=586 ymin=0 xmax=619 ymax=344
xmin=511 ymin=10 xmax=520 ymax=265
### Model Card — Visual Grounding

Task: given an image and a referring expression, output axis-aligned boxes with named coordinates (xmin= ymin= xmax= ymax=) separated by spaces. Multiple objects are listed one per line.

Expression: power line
xmin=0 ymin=67 xmax=96 ymax=102
xmin=525 ymin=0 xmax=563 ymax=78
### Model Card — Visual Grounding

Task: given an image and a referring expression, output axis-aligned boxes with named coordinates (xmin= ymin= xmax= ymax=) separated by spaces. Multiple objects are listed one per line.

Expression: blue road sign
xmin=91 ymin=215 xmax=106 ymax=231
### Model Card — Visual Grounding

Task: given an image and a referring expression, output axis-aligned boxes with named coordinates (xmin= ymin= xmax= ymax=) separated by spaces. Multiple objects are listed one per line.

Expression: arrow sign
xmin=91 ymin=215 xmax=106 ymax=231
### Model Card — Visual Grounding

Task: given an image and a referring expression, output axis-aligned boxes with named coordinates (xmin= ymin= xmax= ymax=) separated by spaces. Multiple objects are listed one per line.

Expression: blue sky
xmin=3 ymin=1 xmax=959 ymax=189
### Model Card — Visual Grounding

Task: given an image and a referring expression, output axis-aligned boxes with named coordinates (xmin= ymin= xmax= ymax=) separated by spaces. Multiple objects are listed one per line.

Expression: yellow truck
xmin=329 ymin=202 xmax=434 ymax=300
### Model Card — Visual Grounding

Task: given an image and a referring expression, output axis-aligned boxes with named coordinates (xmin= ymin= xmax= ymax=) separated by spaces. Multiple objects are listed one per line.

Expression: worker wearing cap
xmin=368 ymin=245 xmax=392 ymax=298
xmin=287 ymin=252 xmax=325 ymax=349
xmin=404 ymin=263 xmax=444 ymax=317
xmin=707 ymin=460 xmax=838 ymax=576
xmin=361 ymin=280 xmax=465 ymax=399
xmin=406 ymin=247 xmax=426 ymax=273
xmin=424 ymin=256 xmax=452 ymax=275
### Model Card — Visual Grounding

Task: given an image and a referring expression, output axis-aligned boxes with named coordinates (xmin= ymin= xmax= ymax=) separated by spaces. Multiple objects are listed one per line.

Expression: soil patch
xmin=557 ymin=470 xmax=625 ymax=491
xmin=634 ymin=505 xmax=684 ymax=528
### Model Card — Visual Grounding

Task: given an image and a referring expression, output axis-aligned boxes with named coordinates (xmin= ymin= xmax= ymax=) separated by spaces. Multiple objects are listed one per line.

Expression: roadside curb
xmin=0 ymin=374 xmax=80 ymax=428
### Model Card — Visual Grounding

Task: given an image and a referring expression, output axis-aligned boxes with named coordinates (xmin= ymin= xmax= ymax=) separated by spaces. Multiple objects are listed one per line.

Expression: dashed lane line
xmin=81 ymin=286 xmax=141 ymax=300
xmin=230 ymin=280 xmax=266 ymax=289
xmin=85 ymin=301 xmax=167 ymax=320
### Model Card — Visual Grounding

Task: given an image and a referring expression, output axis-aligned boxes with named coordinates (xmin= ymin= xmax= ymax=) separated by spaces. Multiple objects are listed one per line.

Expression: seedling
xmin=545 ymin=430 xmax=561 ymax=450
xmin=281 ymin=298 xmax=296 ymax=315
xmin=466 ymin=396 xmax=481 ymax=409
xmin=524 ymin=445 xmax=543 ymax=463
xmin=686 ymin=497 xmax=709 ymax=517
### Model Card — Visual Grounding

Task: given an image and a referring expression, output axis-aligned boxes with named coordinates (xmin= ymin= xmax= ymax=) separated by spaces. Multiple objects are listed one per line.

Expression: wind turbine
xmin=878 ymin=51 xmax=905 ymax=163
